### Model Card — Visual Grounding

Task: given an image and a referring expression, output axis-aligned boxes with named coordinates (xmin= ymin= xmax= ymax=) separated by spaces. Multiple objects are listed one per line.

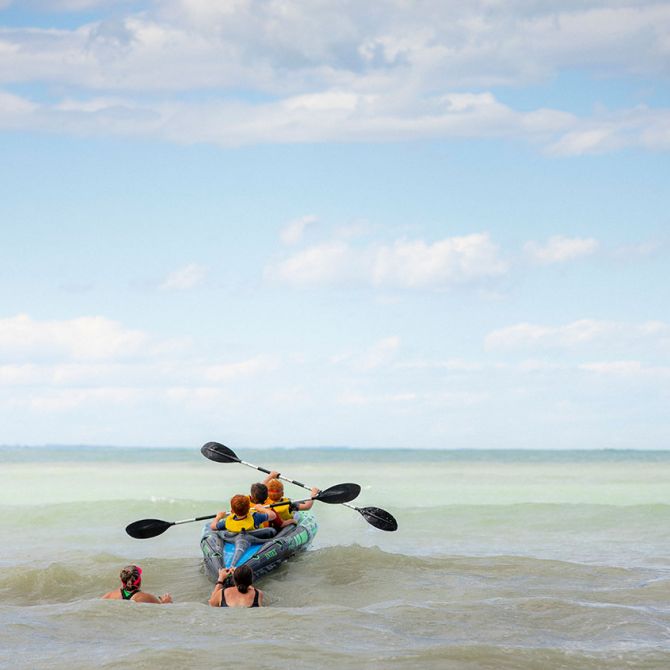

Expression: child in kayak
xmin=263 ymin=471 xmax=320 ymax=530
xmin=101 ymin=565 xmax=172 ymax=604
xmin=210 ymin=494 xmax=277 ymax=532
xmin=249 ymin=482 xmax=269 ymax=507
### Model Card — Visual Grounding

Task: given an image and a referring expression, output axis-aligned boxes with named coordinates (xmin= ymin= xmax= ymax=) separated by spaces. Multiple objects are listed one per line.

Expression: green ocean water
xmin=1 ymin=446 xmax=669 ymax=669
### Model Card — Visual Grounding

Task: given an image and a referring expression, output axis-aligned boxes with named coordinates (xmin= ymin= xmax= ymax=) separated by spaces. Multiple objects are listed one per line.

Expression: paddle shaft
xmin=173 ymin=514 xmax=217 ymax=526
xmin=241 ymin=459 xmax=366 ymax=513
xmin=238 ymin=458 xmax=309 ymax=489
xmin=237 ymin=458 xmax=358 ymax=509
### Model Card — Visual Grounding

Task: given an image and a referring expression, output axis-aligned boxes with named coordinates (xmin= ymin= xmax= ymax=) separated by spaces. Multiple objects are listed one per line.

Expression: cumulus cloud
xmin=0 ymin=1 xmax=668 ymax=151
xmin=159 ymin=263 xmax=207 ymax=291
xmin=268 ymin=233 xmax=508 ymax=289
xmin=485 ymin=319 xmax=670 ymax=351
xmin=268 ymin=241 xmax=358 ymax=286
xmin=372 ymin=234 xmax=508 ymax=287
xmin=524 ymin=235 xmax=599 ymax=264
xmin=280 ymin=215 xmax=318 ymax=246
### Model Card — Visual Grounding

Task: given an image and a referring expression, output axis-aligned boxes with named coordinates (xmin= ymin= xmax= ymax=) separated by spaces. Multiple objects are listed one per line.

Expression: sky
xmin=0 ymin=0 xmax=669 ymax=449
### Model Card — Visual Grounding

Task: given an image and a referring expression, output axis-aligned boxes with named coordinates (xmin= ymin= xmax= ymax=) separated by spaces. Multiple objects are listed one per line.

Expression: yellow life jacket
xmin=224 ymin=512 xmax=256 ymax=532
xmin=266 ymin=496 xmax=292 ymax=521
xmin=249 ymin=506 xmax=269 ymax=528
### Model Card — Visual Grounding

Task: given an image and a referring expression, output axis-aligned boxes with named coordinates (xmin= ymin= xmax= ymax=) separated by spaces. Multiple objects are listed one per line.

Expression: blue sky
xmin=0 ymin=1 xmax=668 ymax=449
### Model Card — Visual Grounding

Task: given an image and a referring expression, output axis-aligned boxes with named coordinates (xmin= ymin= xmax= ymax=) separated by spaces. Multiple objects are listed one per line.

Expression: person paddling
xmin=101 ymin=565 xmax=172 ymax=604
xmin=263 ymin=471 xmax=319 ymax=529
xmin=210 ymin=494 xmax=277 ymax=532
xmin=208 ymin=565 xmax=263 ymax=608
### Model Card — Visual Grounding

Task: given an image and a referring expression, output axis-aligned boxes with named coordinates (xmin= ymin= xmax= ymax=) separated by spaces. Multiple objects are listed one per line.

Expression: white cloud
xmin=4 ymin=1 xmax=136 ymax=9
xmin=0 ymin=312 xmax=285 ymax=423
xmin=337 ymin=391 xmax=418 ymax=406
xmin=580 ymin=360 xmax=670 ymax=379
xmin=337 ymin=389 xmax=487 ymax=407
xmin=0 ymin=313 xmax=149 ymax=362
xmin=486 ymin=319 xmax=670 ymax=351
xmin=546 ymin=106 xmax=670 ymax=156
xmin=160 ymin=263 xmax=207 ymax=290
xmin=268 ymin=233 xmax=508 ymax=289
xmin=0 ymin=356 xmax=281 ymax=389
xmin=372 ymin=234 xmax=508 ymax=287
xmin=0 ymin=90 xmax=38 ymax=128
xmin=580 ymin=360 xmax=643 ymax=375
xmin=361 ymin=336 xmax=401 ymax=370
xmin=280 ymin=215 xmax=318 ymax=246
xmin=612 ymin=239 xmax=662 ymax=260
xmin=524 ymin=235 xmax=599 ymax=264
xmin=204 ymin=355 xmax=279 ymax=382
xmin=4 ymin=2 xmax=670 ymax=91
xmin=398 ymin=358 xmax=486 ymax=372
xmin=0 ymin=2 xmax=668 ymax=152
xmin=267 ymin=241 xmax=358 ymax=286
xmin=26 ymin=387 xmax=145 ymax=412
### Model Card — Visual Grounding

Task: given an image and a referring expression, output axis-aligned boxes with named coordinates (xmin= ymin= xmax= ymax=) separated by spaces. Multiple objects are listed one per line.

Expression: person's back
xmin=217 ymin=494 xmax=277 ymax=533
xmin=208 ymin=565 xmax=263 ymax=608
xmin=101 ymin=565 xmax=172 ymax=604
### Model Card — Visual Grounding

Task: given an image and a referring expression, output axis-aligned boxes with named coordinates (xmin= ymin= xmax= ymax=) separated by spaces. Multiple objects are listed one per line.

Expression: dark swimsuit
xmin=220 ymin=587 xmax=260 ymax=608
xmin=120 ymin=588 xmax=139 ymax=600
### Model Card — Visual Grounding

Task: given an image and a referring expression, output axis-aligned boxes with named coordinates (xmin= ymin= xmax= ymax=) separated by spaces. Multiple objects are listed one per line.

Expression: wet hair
xmin=249 ymin=483 xmax=268 ymax=504
xmin=233 ymin=564 xmax=254 ymax=594
xmin=120 ymin=565 xmax=142 ymax=590
xmin=230 ymin=494 xmax=250 ymax=517
xmin=267 ymin=478 xmax=284 ymax=500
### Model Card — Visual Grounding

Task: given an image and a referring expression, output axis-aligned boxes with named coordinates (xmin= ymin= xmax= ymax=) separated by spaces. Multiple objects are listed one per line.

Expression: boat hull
xmin=200 ymin=511 xmax=318 ymax=582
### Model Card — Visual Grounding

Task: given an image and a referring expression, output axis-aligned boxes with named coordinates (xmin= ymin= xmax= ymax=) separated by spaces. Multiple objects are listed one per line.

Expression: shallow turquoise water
xmin=1 ymin=446 xmax=669 ymax=669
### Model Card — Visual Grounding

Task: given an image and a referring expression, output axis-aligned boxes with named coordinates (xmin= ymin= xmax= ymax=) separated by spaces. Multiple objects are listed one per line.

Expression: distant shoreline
xmin=2 ymin=443 xmax=670 ymax=451
xmin=2 ymin=444 xmax=669 ymax=464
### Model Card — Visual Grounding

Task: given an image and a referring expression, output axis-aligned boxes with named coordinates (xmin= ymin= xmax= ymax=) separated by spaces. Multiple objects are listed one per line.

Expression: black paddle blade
xmin=360 ymin=507 xmax=398 ymax=532
xmin=315 ymin=482 xmax=361 ymax=504
xmin=201 ymin=441 xmax=240 ymax=463
xmin=125 ymin=518 xmax=174 ymax=539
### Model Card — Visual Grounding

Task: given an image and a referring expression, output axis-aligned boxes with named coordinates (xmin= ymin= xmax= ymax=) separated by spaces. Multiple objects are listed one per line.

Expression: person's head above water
xmin=249 ymin=483 xmax=268 ymax=504
xmin=266 ymin=478 xmax=284 ymax=501
xmin=120 ymin=565 xmax=142 ymax=590
xmin=233 ymin=564 xmax=254 ymax=593
xmin=230 ymin=494 xmax=250 ymax=517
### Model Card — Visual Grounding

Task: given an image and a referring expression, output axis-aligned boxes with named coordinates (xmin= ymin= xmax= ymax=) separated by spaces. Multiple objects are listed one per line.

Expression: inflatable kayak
xmin=200 ymin=511 xmax=318 ymax=582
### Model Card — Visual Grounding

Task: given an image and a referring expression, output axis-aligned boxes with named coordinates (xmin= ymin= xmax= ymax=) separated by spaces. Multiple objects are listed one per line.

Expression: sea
xmin=1 ymin=446 xmax=669 ymax=669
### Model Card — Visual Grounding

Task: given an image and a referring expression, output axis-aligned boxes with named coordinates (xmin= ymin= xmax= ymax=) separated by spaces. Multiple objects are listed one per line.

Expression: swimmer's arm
xmin=134 ymin=592 xmax=172 ymax=604
xmin=208 ymin=568 xmax=231 ymax=606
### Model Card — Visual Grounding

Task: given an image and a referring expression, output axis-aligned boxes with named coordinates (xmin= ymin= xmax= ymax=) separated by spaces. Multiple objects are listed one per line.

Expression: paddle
xmin=126 ymin=514 xmax=216 ymax=539
xmin=201 ymin=441 xmax=398 ymax=532
xmin=125 ymin=483 xmax=359 ymax=539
